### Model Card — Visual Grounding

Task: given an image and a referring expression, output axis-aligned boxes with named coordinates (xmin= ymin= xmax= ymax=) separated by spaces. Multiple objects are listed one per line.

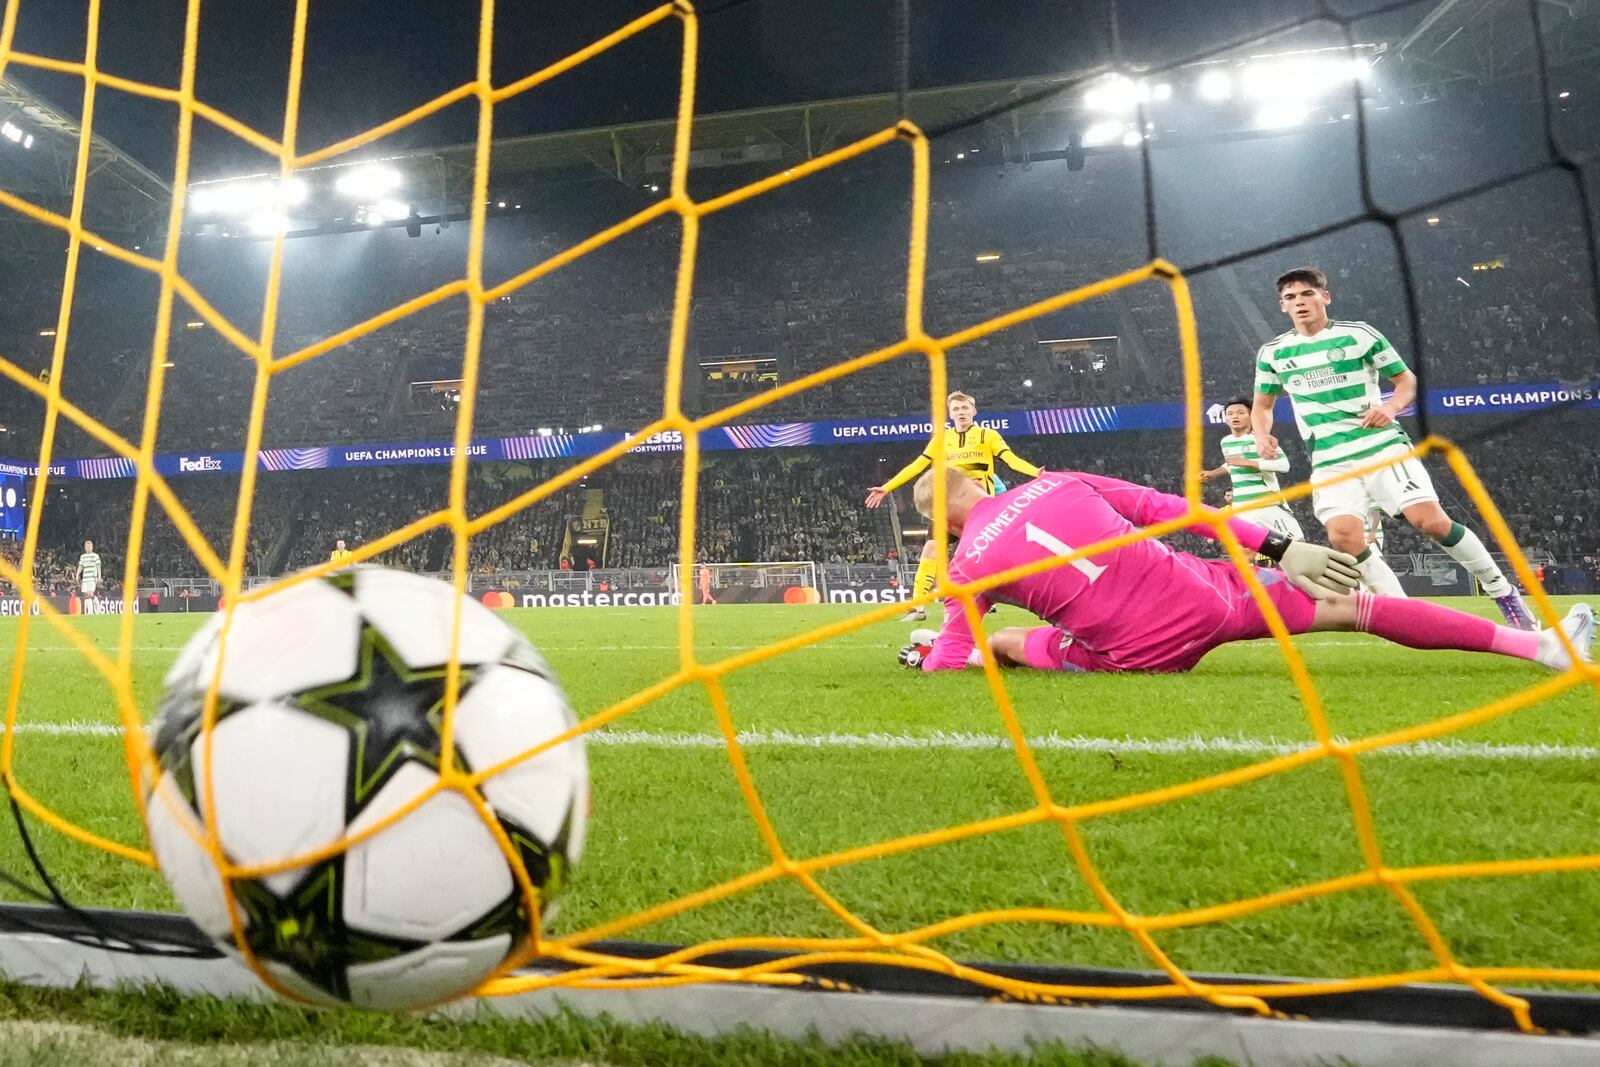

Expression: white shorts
xmin=1311 ymin=446 xmax=1436 ymax=524
xmin=80 ymin=580 xmax=97 ymax=596
xmin=1241 ymin=503 xmax=1304 ymax=541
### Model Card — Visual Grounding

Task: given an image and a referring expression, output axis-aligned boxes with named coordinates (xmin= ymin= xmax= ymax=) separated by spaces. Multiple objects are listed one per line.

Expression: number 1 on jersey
xmin=1024 ymin=523 xmax=1107 ymax=583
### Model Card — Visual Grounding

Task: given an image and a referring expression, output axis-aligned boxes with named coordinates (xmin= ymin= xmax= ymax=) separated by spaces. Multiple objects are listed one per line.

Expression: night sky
xmin=3 ymin=0 xmax=1355 ymax=176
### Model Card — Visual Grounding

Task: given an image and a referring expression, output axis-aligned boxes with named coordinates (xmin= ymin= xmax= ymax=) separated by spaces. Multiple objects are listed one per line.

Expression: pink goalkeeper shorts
xmin=1023 ymin=563 xmax=1319 ymax=674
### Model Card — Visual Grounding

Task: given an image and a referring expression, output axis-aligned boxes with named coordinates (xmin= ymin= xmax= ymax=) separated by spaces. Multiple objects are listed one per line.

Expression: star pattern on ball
xmin=232 ymin=865 xmax=419 ymax=1000
xmin=294 ymin=629 xmax=473 ymax=808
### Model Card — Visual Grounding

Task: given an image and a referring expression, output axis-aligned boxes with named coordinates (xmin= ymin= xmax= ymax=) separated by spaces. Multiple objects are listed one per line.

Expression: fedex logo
xmin=178 ymin=455 xmax=223 ymax=473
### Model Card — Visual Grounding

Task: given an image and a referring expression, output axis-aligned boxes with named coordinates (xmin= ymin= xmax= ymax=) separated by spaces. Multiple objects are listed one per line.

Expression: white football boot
xmin=1535 ymin=603 xmax=1595 ymax=671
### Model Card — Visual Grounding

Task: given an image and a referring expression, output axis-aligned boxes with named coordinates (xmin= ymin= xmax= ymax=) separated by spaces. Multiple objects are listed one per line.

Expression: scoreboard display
xmin=0 ymin=473 xmax=24 ymax=541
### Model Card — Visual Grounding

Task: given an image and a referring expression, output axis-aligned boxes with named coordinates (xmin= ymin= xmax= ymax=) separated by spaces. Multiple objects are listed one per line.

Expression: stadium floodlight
xmin=374 ymin=198 xmax=410 ymax=222
xmin=190 ymin=178 xmax=302 ymax=218
xmin=1121 ymin=128 xmax=1143 ymax=148
xmin=1081 ymin=120 xmax=1128 ymax=147
xmin=1197 ymin=69 xmax=1233 ymax=101
xmin=334 ymin=163 xmax=402 ymax=199
xmin=1255 ymin=100 xmax=1310 ymax=129
xmin=1083 ymin=74 xmax=1141 ymax=113
xmin=1023 ymin=379 xmax=1033 ymax=388
xmin=22 ymin=134 xmax=32 ymax=149
xmin=1241 ymin=62 xmax=1292 ymax=99
xmin=246 ymin=210 xmax=288 ymax=236
xmin=975 ymin=252 xmax=1001 ymax=263
xmin=1243 ymin=55 xmax=1366 ymax=101
xmin=1150 ymin=82 xmax=1172 ymax=102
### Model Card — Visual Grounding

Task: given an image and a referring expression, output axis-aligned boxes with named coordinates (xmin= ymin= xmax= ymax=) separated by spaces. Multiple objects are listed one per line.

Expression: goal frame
xmin=668 ymin=560 xmax=818 ymax=598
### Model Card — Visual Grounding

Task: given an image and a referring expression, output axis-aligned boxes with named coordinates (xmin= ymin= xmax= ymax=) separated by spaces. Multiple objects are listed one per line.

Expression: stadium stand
xmin=2 ymin=80 xmax=1594 ymax=591
xmin=20 ymin=419 xmax=1597 ymax=592
xmin=1 ymin=96 xmax=1592 ymax=460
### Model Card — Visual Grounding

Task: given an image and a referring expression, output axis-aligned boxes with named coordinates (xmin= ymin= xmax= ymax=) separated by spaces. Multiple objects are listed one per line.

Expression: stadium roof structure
xmin=218 ymin=17 xmax=1597 ymax=239
xmin=1384 ymin=0 xmax=1600 ymax=101
xmin=271 ymin=73 xmax=1100 ymax=228
xmin=325 ymin=0 xmax=1597 ymax=211
xmin=0 ymin=73 xmax=171 ymax=242
xmin=432 ymin=73 xmax=1088 ymax=180
xmin=150 ymin=0 xmax=1600 ymax=240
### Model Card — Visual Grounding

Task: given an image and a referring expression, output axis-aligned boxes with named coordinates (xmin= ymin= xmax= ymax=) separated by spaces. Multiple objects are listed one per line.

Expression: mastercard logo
xmin=782 ymin=586 xmax=821 ymax=605
xmin=480 ymin=590 xmax=517 ymax=609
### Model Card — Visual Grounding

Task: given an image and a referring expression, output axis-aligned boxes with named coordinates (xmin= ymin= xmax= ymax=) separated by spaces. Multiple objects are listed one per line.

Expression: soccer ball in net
xmin=144 ymin=567 xmax=588 ymax=1010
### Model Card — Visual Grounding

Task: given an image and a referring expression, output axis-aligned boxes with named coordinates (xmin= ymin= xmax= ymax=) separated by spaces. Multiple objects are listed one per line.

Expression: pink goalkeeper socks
xmin=1354 ymin=592 xmax=1540 ymax=662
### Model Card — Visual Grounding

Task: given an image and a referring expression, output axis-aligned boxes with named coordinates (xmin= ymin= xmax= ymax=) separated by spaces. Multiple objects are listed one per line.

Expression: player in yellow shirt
xmin=329 ymin=538 xmax=353 ymax=565
xmin=866 ymin=391 xmax=1041 ymax=621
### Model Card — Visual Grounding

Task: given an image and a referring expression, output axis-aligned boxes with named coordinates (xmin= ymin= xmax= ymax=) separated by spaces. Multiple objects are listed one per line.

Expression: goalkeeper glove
xmin=898 ymin=643 xmax=932 ymax=669
xmin=1258 ymin=532 xmax=1361 ymax=600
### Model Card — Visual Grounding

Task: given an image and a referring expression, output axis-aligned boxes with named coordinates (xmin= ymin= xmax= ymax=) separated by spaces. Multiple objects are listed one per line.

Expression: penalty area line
xmin=9 ymin=722 xmax=1598 ymax=761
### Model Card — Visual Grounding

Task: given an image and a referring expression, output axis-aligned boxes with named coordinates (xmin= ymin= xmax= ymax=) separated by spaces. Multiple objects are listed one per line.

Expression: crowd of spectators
xmin=13 ymin=412 xmax=1597 ymax=596
xmin=2 ymin=81 xmax=1596 ymax=592
xmin=2 ymin=86 xmax=1593 ymax=466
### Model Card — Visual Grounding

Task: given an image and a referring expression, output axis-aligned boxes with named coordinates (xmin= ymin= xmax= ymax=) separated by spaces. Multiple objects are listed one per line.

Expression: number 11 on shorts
xmin=1024 ymin=522 xmax=1107 ymax=583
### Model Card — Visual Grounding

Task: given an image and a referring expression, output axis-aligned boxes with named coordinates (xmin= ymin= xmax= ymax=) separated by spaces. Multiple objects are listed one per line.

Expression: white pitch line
xmin=4 ymin=638 xmax=1435 ymax=656
xmin=8 ymin=721 xmax=1597 ymax=761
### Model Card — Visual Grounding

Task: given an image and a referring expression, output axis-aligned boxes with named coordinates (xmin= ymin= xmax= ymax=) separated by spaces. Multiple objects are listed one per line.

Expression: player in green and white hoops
xmin=1202 ymin=397 xmax=1304 ymax=542
xmin=75 ymin=539 xmax=101 ymax=612
xmin=1205 ymin=398 xmax=1407 ymax=596
xmin=1251 ymin=267 xmax=1533 ymax=629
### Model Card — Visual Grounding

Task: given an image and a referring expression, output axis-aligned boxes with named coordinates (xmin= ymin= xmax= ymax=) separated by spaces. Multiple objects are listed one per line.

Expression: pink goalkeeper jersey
xmin=922 ymin=471 xmax=1273 ymax=671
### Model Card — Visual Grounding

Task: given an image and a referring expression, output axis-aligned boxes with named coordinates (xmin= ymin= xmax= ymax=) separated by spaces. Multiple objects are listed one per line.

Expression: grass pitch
xmin=0 ymin=599 xmax=1597 ymax=1062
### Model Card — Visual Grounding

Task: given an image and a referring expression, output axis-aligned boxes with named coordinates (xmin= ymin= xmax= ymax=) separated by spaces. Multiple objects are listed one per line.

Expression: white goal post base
xmin=0 ymin=920 xmax=1596 ymax=1066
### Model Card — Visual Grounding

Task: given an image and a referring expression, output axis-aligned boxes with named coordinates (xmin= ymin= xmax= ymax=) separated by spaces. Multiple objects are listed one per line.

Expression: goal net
xmin=668 ymin=561 xmax=819 ymax=604
xmin=1 ymin=0 xmax=1598 ymax=1033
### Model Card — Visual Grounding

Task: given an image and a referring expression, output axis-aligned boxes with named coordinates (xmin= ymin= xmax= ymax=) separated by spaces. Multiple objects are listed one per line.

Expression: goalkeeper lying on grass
xmin=899 ymin=467 xmax=1593 ymax=674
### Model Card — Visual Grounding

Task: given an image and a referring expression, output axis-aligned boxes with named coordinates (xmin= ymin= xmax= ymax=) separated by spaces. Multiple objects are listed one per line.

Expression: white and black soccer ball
xmin=144 ymin=567 xmax=588 ymax=1011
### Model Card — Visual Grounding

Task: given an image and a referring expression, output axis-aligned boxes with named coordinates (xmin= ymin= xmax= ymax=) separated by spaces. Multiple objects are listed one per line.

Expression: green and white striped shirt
xmin=1254 ymin=321 xmax=1410 ymax=470
xmin=77 ymin=552 xmax=101 ymax=581
xmin=1219 ymin=431 xmax=1289 ymax=506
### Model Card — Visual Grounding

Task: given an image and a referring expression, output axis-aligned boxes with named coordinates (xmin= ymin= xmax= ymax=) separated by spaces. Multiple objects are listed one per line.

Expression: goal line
xmin=13 ymin=721 xmax=1594 ymax=762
